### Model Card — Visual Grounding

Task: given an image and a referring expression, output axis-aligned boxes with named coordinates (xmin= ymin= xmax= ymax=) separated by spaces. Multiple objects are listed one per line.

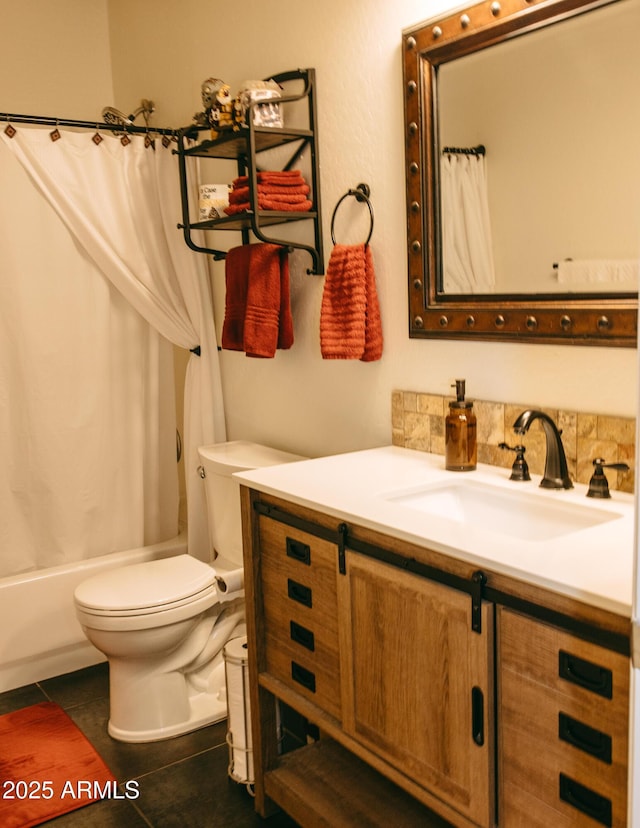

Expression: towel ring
xmin=331 ymin=183 xmax=374 ymax=246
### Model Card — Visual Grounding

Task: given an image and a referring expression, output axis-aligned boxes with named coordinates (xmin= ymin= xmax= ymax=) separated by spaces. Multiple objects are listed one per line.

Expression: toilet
xmin=74 ymin=440 xmax=303 ymax=743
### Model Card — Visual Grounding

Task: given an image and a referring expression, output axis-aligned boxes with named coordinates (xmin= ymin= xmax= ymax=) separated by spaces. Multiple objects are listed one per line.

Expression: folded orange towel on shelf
xmin=231 ymin=171 xmax=307 ymax=188
xmin=225 ymin=199 xmax=312 ymax=215
xmin=229 ymin=185 xmax=311 ymax=203
xmin=320 ymin=244 xmax=383 ymax=361
xmin=222 ymin=243 xmax=293 ymax=358
xmin=258 ymin=170 xmax=305 ymax=183
xmin=226 ymin=170 xmax=312 ymax=214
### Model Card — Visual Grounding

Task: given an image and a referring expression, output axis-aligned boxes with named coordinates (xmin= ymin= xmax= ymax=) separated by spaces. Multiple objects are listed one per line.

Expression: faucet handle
xmin=587 ymin=457 xmax=630 ymax=499
xmin=499 ymin=442 xmax=531 ymax=481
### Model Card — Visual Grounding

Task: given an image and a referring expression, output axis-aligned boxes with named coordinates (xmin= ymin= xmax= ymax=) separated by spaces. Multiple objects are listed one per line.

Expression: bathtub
xmin=0 ymin=532 xmax=187 ymax=693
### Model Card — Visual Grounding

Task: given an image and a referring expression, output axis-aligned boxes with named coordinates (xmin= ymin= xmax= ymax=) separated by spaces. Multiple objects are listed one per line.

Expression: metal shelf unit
xmin=175 ymin=68 xmax=324 ymax=275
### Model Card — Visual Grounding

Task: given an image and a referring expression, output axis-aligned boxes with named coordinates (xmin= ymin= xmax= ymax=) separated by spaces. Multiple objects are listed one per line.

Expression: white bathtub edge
xmin=0 ymin=532 xmax=187 ymax=693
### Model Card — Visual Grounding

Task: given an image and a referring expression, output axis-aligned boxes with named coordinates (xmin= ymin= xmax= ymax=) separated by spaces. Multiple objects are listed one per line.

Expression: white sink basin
xmin=386 ymin=480 xmax=619 ymax=542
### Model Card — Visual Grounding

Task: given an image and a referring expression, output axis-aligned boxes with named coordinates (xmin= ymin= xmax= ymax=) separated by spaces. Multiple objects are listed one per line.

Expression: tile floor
xmin=0 ymin=663 xmax=298 ymax=827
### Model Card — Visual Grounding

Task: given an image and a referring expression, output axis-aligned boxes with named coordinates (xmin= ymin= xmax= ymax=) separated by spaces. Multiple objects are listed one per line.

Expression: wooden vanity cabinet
xmin=498 ymin=607 xmax=629 ymax=827
xmin=243 ymin=490 xmax=496 ymax=827
xmin=242 ymin=488 xmax=630 ymax=827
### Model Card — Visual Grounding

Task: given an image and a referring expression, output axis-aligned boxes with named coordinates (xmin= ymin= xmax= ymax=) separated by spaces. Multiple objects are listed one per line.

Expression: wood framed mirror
xmin=403 ymin=0 xmax=639 ymax=346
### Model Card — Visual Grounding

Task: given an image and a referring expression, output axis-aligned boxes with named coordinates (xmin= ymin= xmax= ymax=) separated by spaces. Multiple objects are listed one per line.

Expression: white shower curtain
xmin=0 ymin=126 xmax=225 ymax=572
xmin=440 ymin=153 xmax=495 ymax=293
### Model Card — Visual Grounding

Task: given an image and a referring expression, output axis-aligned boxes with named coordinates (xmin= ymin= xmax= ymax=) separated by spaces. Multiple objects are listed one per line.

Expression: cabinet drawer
xmin=259 ymin=517 xmax=338 ymax=609
xmin=258 ymin=517 xmax=341 ymax=719
xmin=498 ymin=607 xmax=629 ymax=827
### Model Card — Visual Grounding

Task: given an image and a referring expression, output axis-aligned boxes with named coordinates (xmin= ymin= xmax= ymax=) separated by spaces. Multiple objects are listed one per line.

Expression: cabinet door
xmin=338 ymin=551 xmax=494 ymax=827
xmin=498 ymin=607 xmax=629 ymax=827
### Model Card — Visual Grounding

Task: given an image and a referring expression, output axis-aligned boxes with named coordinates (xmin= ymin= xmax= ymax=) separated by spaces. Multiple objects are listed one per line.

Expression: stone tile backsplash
xmin=391 ymin=390 xmax=635 ymax=494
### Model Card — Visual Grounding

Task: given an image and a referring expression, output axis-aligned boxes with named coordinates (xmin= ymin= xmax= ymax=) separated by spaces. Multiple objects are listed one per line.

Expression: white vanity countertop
xmin=234 ymin=446 xmax=635 ymax=617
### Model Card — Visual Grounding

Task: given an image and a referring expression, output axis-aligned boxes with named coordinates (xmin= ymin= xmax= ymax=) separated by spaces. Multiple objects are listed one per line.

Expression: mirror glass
xmin=403 ymin=0 xmax=639 ymax=345
xmin=438 ymin=0 xmax=640 ymax=295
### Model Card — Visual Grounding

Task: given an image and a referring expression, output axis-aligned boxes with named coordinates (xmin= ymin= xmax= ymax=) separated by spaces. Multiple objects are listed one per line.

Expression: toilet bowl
xmin=74 ymin=441 xmax=304 ymax=743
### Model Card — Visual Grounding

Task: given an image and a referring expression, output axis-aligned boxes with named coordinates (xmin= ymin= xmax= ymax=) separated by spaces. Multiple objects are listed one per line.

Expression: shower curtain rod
xmin=442 ymin=144 xmax=486 ymax=156
xmin=0 ymin=110 xmax=177 ymax=136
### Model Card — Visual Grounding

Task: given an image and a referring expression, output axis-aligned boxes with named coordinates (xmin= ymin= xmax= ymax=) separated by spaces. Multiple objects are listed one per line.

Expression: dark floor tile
xmin=40 ymin=662 xmax=110 ymax=710
xmin=46 ymin=796 xmax=151 ymax=827
xmin=133 ymin=743 xmax=297 ymax=828
xmin=65 ymin=696 xmax=228 ymax=782
xmin=0 ymin=682 xmax=48 ymax=715
xmin=0 ymin=665 xmax=300 ymax=827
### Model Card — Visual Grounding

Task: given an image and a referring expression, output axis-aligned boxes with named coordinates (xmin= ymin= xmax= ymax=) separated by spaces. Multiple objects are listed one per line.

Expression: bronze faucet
xmin=512 ymin=410 xmax=573 ymax=490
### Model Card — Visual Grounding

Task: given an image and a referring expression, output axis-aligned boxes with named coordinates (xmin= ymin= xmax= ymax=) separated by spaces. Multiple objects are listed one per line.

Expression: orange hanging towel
xmin=222 ymin=243 xmax=293 ymax=358
xmin=320 ymin=244 xmax=383 ymax=361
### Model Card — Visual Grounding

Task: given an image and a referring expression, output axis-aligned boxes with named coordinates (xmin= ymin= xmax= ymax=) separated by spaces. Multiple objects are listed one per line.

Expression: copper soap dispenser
xmin=445 ymin=379 xmax=477 ymax=471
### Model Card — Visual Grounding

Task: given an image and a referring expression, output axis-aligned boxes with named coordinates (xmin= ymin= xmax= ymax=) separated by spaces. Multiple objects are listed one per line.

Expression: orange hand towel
xmin=320 ymin=244 xmax=383 ymax=361
xmin=222 ymin=244 xmax=293 ymax=358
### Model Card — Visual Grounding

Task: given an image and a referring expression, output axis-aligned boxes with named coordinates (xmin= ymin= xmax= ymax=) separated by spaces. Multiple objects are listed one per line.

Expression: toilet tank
xmin=197 ymin=441 xmax=305 ymax=566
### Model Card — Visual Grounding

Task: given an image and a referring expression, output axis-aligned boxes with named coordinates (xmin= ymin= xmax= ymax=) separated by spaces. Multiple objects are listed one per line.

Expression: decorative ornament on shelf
xmin=192 ymin=77 xmax=284 ymax=139
xmin=193 ymin=78 xmax=242 ymax=139
xmin=236 ymin=79 xmax=283 ymax=128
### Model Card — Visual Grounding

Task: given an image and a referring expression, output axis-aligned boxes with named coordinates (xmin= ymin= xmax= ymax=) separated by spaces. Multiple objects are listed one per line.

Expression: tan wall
xmin=104 ymin=0 xmax=638 ymax=463
xmin=1 ymin=0 xmax=113 ymax=117
xmin=4 ymin=1 xmax=636 ymax=468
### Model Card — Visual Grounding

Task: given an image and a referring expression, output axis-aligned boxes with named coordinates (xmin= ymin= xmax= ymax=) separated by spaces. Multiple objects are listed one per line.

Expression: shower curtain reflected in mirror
xmin=440 ymin=152 xmax=496 ymax=294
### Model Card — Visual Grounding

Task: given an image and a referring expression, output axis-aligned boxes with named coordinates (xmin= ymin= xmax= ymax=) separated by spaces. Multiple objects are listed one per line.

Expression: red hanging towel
xmin=222 ymin=244 xmax=293 ymax=358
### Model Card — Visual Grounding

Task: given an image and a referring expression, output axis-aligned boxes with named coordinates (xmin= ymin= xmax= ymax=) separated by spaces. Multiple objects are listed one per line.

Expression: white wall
xmin=109 ymin=1 xmax=640 ymax=457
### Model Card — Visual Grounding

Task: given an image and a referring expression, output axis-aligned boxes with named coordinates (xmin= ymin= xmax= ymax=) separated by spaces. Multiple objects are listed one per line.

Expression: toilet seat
xmin=75 ymin=555 xmax=217 ymax=618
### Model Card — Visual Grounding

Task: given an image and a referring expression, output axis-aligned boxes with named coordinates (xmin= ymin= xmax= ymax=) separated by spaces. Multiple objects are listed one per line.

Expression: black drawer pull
xmin=290 ymin=620 xmax=315 ymax=651
xmin=287 ymin=578 xmax=312 ymax=608
xmin=559 ymin=712 xmax=612 ymax=764
xmin=286 ymin=537 xmax=311 ymax=565
xmin=291 ymin=661 xmax=316 ymax=692
xmin=559 ymin=650 xmax=612 ymax=699
xmin=559 ymin=773 xmax=612 ymax=827
xmin=471 ymin=686 xmax=484 ymax=746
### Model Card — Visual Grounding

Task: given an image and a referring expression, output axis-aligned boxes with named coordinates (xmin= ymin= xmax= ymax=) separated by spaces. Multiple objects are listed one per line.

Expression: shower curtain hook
xmin=92 ymin=124 xmax=104 ymax=146
xmin=4 ymin=114 xmax=16 ymax=138
xmin=50 ymin=119 xmax=61 ymax=142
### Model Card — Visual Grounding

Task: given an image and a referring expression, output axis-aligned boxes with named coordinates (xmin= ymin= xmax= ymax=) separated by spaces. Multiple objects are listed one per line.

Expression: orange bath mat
xmin=0 ymin=701 xmax=116 ymax=827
